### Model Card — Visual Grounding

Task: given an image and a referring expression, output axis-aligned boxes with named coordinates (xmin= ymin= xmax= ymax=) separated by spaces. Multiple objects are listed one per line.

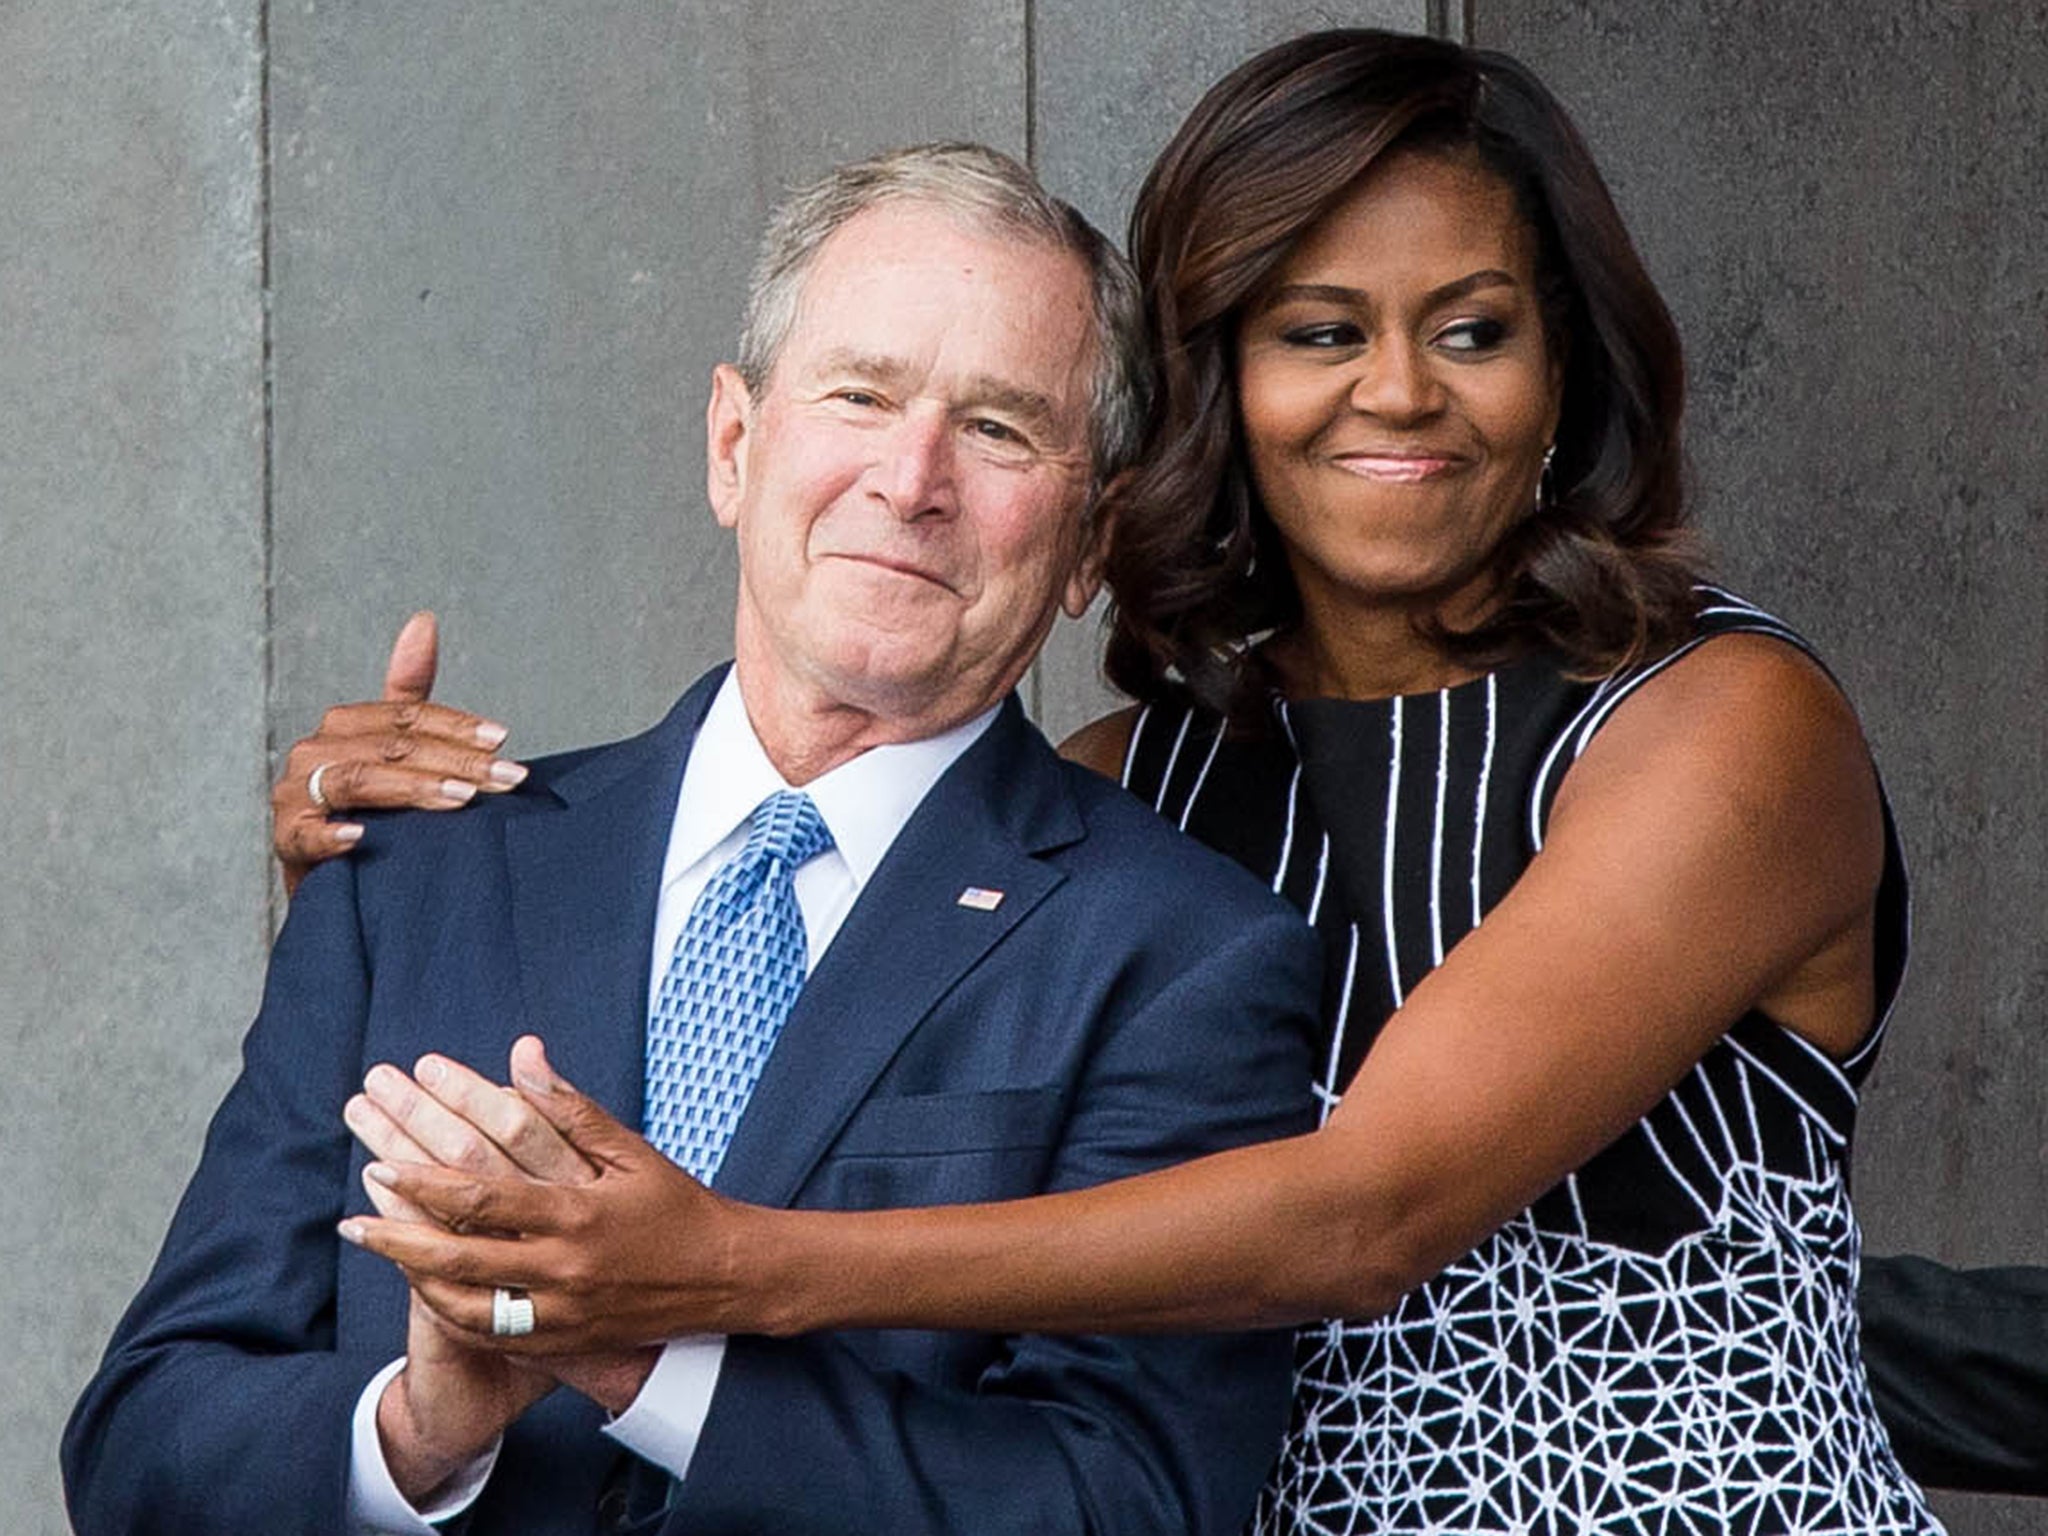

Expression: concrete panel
xmin=268 ymin=2 xmax=1026 ymax=762
xmin=1028 ymin=0 xmax=1432 ymax=740
xmin=1473 ymin=5 xmax=2048 ymax=1529
xmin=0 ymin=4 xmax=267 ymax=1531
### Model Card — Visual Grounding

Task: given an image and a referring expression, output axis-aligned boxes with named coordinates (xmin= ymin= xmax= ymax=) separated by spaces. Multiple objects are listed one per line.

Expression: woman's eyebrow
xmin=1259 ymin=269 xmax=1521 ymax=310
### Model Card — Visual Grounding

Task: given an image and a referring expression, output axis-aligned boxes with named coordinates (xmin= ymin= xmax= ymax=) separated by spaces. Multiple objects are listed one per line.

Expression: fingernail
xmin=475 ymin=721 xmax=510 ymax=748
xmin=440 ymin=779 xmax=477 ymax=804
xmin=338 ymin=1220 xmax=366 ymax=1245
xmin=416 ymin=1056 xmax=445 ymax=1087
xmin=488 ymin=761 xmax=529 ymax=787
xmin=366 ymin=1162 xmax=399 ymax=1187
xmin=514 ymin=1064 xmax=555 ymax=1096
xmin=334 ymin=824 xmax=366 ymax=846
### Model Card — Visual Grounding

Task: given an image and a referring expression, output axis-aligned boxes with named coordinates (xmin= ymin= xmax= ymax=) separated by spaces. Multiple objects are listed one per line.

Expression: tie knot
xmin=745 ymin=789 xmax=834 ymax=872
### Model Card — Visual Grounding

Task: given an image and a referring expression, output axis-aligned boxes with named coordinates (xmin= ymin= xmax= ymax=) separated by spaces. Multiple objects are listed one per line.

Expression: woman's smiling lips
xmin=1330 ymin=451 xmax=1467 ymax=483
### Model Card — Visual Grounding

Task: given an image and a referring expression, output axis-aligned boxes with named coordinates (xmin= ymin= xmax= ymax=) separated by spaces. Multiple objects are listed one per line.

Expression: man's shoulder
xmin=1044 ymin=752 xmax=1303 ymax=929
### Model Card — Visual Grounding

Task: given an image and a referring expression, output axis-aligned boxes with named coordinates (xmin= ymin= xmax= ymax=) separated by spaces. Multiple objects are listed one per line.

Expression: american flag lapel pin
xmin=956 ymin=886 xmax=1005 ymax=912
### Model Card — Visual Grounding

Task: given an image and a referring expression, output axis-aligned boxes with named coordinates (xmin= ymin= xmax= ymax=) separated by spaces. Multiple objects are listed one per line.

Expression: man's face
xmin=708 ymin=201 xmax=1103 ymax=739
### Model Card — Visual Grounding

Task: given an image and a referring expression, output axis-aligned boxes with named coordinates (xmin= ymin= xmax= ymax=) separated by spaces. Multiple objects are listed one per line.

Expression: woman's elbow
xmin=1289 ymin=1199 xmax=1448 ymax=1321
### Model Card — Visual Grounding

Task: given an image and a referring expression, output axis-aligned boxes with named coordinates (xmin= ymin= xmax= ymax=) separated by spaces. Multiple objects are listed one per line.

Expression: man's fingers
xmin=344 ymin=1091 xmax=439 ymax=1168
xmin=370 ymin=1162 xmax=571 ymax=1238
xmin=363 ymin=1063 xmax=524 ymax=1180
xmin=408 ymin=1275 xmax=504 ymax=1341
xmin=510 ymin=1037 xmax=651 ymax=1171
xmin=412 ymin=1054 xmax=596 ymax=1184
xmin=382 ymin=611 xmax=440 ymax=704
xmin=361 ymin=1165 xmax=433 ymax=1225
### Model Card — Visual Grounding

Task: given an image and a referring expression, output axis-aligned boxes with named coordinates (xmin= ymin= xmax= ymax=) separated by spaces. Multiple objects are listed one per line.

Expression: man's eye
xmin=967 ymin=418 xmax=1025 ymax=445
xmin=834 ymin=389 xmax=883 ymax=407
xmin=1436 ymin=318 xmax=1508 ymax=353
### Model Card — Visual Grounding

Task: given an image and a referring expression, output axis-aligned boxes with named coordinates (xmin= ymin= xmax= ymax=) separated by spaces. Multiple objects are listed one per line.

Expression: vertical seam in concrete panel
xmin=1429 ymin=0 xmax=1475 ymax=43
xmin=1022 ymin=0 xmax=1038 ymax=168
xmin=258 ymin=0 xmax=279 ymax=934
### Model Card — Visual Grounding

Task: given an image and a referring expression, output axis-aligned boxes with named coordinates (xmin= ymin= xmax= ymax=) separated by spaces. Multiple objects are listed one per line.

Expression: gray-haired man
xmin=65 ymin=143 xmax=1318 ymax=1536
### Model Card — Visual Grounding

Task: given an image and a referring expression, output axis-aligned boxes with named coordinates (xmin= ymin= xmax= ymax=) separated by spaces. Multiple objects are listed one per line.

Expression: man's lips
xmin=1330 ymin=452 xmax=1467 ymax=483
xmin=825 ymin=552 xmax=960 ymax=594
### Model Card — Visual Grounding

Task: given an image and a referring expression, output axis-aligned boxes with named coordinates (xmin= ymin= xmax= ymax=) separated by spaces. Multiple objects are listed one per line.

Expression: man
xmin=63 ymin=144 xmax=1320 ymax=1535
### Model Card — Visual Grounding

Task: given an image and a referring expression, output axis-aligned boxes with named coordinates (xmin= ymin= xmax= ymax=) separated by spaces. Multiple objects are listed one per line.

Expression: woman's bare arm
xmin=351 ymin=635 xmax=1887 ymax=1345
xmin=738 ymin=634 xmax=1887 ymax=1331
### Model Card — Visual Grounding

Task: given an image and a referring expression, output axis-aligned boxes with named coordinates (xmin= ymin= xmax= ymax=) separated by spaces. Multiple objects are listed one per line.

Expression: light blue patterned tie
xmin=643 ymin=790 xmax=834 ymax=1180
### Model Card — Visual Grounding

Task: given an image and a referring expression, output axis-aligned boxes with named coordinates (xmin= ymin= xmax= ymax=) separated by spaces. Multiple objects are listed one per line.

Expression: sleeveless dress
xmin=1119 ymin=589 xmax=1940 ymax=1536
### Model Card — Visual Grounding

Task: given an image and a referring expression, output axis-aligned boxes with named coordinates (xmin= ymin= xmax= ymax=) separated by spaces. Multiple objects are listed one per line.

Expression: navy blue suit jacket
xmin=65 ymin=670 xmax=1321 ymax=1535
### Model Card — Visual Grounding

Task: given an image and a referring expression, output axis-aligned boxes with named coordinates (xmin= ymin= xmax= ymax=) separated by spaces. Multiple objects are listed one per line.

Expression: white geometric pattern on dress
xmin=643 ymin=789 xmax=833 ymax=1180
xmin=1251 ymin=1157 xmax=1942 ymax=1536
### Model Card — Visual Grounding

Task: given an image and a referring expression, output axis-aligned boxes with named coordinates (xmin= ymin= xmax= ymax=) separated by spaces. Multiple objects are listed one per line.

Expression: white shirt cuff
xmin=347 ymin=1356 xmax=501 ymax=1533
xmin=601 ymin=1336 xmax=727 ymax=1479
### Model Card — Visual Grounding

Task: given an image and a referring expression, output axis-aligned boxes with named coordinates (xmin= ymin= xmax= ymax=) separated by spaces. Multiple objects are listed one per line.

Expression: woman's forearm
xmin=735 ymin=1125 xmax=1443 ymax=1337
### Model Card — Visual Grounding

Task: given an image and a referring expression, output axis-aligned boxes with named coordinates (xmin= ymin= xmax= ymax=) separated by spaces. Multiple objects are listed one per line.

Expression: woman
xmin=291 ymin=30 xmax=1938 ymax=1534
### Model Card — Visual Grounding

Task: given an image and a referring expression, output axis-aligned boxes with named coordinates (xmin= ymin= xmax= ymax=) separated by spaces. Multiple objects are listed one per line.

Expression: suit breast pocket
xmin=810 ymin=1087 xmax=1067 ymax=1208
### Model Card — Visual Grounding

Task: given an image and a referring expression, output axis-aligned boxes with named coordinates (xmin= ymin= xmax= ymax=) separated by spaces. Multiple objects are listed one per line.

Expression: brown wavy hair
xmin=1101 ymin=29 xmax=1703 ymax=717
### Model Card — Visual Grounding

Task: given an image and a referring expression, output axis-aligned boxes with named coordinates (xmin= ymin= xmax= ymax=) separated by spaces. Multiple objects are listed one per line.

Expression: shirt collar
xmin=662 ymin=670 xmax=1000 ymax=894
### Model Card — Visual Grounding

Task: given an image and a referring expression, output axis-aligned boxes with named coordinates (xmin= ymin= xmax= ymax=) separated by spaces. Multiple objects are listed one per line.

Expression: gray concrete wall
xmin=14 ymin=2 xmax=2043 ymax=1531
xmin=0 ymin=5 xmax=269 ymax=1532
xmin=268 ymin=1 xmax=1031 ymax=759
xmin=1470 ymin=5 xmax=2048 ymax=1532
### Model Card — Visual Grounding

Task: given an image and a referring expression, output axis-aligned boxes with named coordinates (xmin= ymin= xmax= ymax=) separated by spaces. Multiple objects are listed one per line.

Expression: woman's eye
xmin=1436 ymin=317 xmax=1508 ymax=353
xmin=1283 ymin=322 xmax=1365 ymax=349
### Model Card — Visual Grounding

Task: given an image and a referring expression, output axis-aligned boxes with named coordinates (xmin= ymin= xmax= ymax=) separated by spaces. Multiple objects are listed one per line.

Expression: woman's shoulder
xmin=1562 ymin=611 xmax=1872 ymax=833
xmin=1058 ymin=705 xmax=1144 ymax=783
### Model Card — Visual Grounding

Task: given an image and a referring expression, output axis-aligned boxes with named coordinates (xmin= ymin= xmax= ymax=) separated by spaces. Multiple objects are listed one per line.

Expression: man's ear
xmin=706 ymin=363 xmax=754 ymax=529
xmin=1061 ymin=470 xmax=1126 ymax=619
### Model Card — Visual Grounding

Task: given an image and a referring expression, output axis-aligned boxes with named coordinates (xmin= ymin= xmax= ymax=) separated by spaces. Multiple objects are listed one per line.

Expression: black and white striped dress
xmin=1121 ymin=590 xmax=1940 ymax=1536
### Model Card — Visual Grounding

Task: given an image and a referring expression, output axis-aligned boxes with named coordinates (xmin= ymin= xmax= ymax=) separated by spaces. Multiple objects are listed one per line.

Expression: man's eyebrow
xmin=811 ymin=350 xmax=1072 ymax=442
xmin=1260 ymin=269 xmax=1521 ymax=310
xmin=810 ymin=349 xmax=917 ymax=388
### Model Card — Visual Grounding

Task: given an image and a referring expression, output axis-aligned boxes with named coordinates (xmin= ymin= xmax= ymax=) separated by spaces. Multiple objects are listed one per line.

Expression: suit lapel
xmin=713 ymin=700 xmax=1084 ymax=1207
xmin=504 ymin=671 xmax=723 ymax=1127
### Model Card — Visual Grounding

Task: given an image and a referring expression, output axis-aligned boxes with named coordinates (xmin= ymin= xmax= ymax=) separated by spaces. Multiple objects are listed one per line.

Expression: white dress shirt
xmin=349 ymin=670 xmax=997 ymax=1531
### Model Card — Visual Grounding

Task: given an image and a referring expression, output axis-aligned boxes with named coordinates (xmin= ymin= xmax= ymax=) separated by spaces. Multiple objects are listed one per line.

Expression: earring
xmin=1534 ymin=444 xmax=1557 ymax=514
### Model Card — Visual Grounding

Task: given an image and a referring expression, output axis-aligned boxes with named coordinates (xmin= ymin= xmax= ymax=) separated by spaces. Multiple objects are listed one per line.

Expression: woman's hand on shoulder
xmin=1058 ymin=706 xmax=1142 ymax=783
xmin=274 ymin=613 xmax=526 ymax=895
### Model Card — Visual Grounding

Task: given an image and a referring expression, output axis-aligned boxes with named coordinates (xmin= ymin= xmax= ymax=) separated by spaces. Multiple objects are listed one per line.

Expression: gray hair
xmin=736 ymin=142 xmax=1149 ymax=487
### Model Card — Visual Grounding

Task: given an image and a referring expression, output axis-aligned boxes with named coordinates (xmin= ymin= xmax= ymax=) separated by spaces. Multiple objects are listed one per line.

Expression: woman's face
xmin=1237 ymin=147 xmax=1563 ymax=636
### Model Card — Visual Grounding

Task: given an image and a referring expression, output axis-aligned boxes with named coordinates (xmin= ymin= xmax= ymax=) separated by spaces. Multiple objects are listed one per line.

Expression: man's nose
xmin=1348 ymin=336 xmax=1444 ymax=423
xmin=870 ymin=407 xmax=958 ymax=520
